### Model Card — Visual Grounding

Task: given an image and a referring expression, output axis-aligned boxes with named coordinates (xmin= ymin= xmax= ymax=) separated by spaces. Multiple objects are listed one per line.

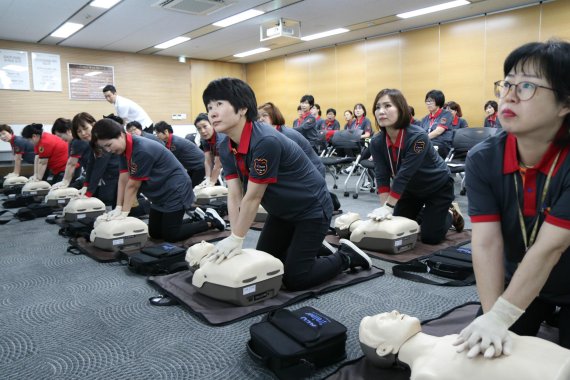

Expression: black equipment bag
xmin=127 ymin=243 xmax=188 ymax=276
xmin=2 ymin=194 xmax=39 ymax=208
xmin=58 ymin=217 xmax=96 ymax=239
xmin=207 ymin=199 xmax=228 ymax=217
xmin=247 ymin=306 xmax=347 ymax=379
xmin=392 ymin=244 xmax=475 ymax=286
xmin=15 ymin=203 xmax=56 ymax=221
xmin=1 ymin=184 xmax=24 ymax=196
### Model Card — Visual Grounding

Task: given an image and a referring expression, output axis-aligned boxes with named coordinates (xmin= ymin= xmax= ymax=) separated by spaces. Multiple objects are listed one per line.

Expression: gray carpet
xmin=0 ymin=174 xmax=477 ymax=379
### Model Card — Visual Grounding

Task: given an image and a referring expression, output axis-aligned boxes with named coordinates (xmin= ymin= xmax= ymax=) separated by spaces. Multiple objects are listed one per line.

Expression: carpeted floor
xmin=0 ymin=175 xmax=477 ymax=379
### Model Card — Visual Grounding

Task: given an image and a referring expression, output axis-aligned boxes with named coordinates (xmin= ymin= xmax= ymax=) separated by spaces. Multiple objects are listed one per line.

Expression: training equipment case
xmin=21 ymin=181 xmax=51 ymax=196
xmin=90 ymin=217 xmax=148 ymax=251
xmin=3 ymin=176 xmax=28 ymax=189
xmin=194 ymin=185 xmax=228 ymax=205
xmin=63 ymin=197 xmax=106 ymax=221
xmin=350 ymin=216 xmax=419 ymax=254
xmin=192 ymin=249 xmax=283 ymax=306
xmin=45 ymin=187 xmax=79 ymax=207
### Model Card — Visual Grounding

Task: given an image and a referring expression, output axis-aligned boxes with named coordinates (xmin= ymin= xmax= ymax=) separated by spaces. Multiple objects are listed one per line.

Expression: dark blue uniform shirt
xmin=166 ymin=134 xmax=205 ymax=172
xmin=119 ymin=134 xmax=194 ymax=212
xmin=69 ymin=139 xmax=91 ymax=169
xmin=370 ymin=124 xmax=450 ymax=199
xmin=420 ymin=108 xmax=454 ymax=147
xmin=219 ymin=121 xmax=332 ymax=221
xmin=276 ymin=124 xmax=326 ymax=177
xmin=11 ymin=135 xmax=35 ymax=164
xmin=84 ymin=150 xmax=120 ymax=196
xmin=466 ymin=129 xmax=570 ymax=303
xmin=293 ymin=112 xmax=319 ymax=146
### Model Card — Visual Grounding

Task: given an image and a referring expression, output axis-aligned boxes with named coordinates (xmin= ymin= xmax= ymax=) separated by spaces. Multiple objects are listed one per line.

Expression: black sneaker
xmin=205 ymin=207 xmax=226 ymax=231
xmin=338 ymin=239 xmax=372 ymax=270
xmin=319 ymin=240 xmax=336 ymax=256
xmin=194 ymin=207 xmax=207 ymax=221
xmin=449 ymin=202 xmax=465 ymax=233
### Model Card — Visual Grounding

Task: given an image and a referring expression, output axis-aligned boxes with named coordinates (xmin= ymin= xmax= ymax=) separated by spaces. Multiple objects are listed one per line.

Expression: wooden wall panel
xmin=440 ymin=17 xmax=485 ymax=126
xmin=484 ymin=7 xmax=541 ymax=103
xmin=308 ymin=47 xmax=337 ymax=126
xmin=365 ymin=35 xmax=402 ymax=122
xmin=261 ymin=57 xmax=287 ymax=114
xmin=400 ymin=26 xmax=440 ymax=117
xmin=336 ymin=42 xmax=367 ymax=119
xmin=541 ymin=1 xmax=570 ymax=41
xmin=190 ymin=59 xmax=245 ymax=118
xmin=246 ymin=61 xmax=267 ymax=109
xmin=280 ymin=53 xmax=311 ymax=123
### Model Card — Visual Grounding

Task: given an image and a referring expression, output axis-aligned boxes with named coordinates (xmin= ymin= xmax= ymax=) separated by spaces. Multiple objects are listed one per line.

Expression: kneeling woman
xmin=369 ymin=88 xmax=463 ymax=244
xmin=91 ymin=119 xmax=224 ymax=242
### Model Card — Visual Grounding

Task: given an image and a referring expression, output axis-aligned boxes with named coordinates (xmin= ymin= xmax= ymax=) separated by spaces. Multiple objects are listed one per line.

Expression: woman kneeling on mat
xmin=202 ymin=78 xmax=371 ymax=291
xmin=91 ymin=118 xmax=225 ymax=242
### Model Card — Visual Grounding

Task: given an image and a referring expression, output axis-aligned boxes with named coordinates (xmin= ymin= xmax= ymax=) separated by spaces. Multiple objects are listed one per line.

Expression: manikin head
xmin=359 ymin=310 xmax=422 ymax=366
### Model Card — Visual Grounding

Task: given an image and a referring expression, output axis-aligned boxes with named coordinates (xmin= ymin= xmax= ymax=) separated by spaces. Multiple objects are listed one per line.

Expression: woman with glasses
xmin=419 ymin=90 xmax=453 ymax=158
xmin=483 ymin=100 xmax=502 ymax=128
xmin=455 ymin=40 xmax=570 ymax=359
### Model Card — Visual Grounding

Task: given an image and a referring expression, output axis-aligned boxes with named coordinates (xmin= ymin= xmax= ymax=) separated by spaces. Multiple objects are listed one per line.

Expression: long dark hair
xmin=372 ymin=89 xmax=412 ymax=130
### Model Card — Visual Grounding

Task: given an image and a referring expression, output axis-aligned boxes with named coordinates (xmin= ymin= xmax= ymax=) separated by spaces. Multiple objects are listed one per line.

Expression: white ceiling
xmin=0 ymin=0 xmax=542 ymax=64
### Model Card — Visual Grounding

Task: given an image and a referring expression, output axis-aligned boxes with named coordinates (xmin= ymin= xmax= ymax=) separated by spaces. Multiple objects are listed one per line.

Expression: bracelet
xmin=385 ymin=203 xmax=395 ymax=209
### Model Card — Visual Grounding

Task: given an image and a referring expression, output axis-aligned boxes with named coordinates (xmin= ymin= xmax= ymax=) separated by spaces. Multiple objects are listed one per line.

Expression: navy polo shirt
xmin=451 ymin=115 xmax=468 ymax=130
xmin=370 ymin=124 xmax=450 ymax=199
xmin=323 ymin=119 xmax=341 ymax=131
xmin=200 ymin=130 xmax=225 ymax=167
xmin=69 ymin=139 xmax=91 ymax=169
xmin=119 ymin=134 xmax=194 ymax=212
xmin=484 ymin=114 xmax=502 ymax=129
xmin=11 ymin=135 xmax=35 ymax=164
xmin=349 ymin=116 xmax=373 ymax=136
xmin=420 ymin=109 xmax=454 ymax=147
xmin=219 ymin=121 xmax=332 ymax=221
xmin=142 ymin=131 xmax=162 ymax=144
xmin=275 ymin=124 xmax=326 ymax=178
xmin=84 ymin=151 xmax=120 ymax=196
xmin=166 ymin=134 xmax=205 ymax=172
xmin=293 ymin=112 xmax=318 ymax=146
xmin=466 ymin=129 xmax=570 ymax=303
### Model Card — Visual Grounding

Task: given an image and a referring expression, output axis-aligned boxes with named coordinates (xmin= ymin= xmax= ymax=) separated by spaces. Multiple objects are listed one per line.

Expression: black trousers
xmin=510 ymin=298 xmax=570 ymax=349
xmin=394 ymin=177 xmax=454 ymax=244
xmin=188 ymin=166 xmax=206 ymax=189
xmin=256 ymin=214 xmax=343 ymax=291
xmin=148 ymin=208 xmax=209 ymax=242
xmin=93 ymin=178 xmax=118 ymax=207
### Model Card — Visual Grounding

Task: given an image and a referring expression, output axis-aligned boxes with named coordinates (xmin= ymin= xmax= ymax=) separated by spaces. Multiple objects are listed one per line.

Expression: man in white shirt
xmin=102 ymin=85 xmax=153 ymax=129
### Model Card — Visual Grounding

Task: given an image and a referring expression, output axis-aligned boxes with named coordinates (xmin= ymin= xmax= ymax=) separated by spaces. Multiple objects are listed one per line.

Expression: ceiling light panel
xmin=397 ymin=0 xmax=470 ymax=19
xmin=213 ymin=9 xmax=264 ymax=27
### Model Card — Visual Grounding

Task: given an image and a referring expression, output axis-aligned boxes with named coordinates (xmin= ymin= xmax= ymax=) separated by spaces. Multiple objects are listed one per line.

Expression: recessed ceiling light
xmin=213 ymin=9 xmax=264 ymax=28
xmin=50 ymin=22 xmax=84 ymax=38
xmin=234 ymin=47 xmax=270 ymax=58
xmin=154 ymin=36 xmax=191 ymax=49
xmin=397 ymin=0 xmax=470 ymax=19
xmin=89 ymin=0 xmax=122 ymax=9
xmin=301 ymin=28 xmax=349 ymax=42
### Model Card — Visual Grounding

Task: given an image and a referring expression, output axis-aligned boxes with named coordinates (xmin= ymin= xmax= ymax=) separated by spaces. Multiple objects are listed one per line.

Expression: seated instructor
xmin=202 ymin=78 xmax=371 ymax=291
xmin=0 ymin=124 xmax=35 ymax=177
xmin=21 ymin=123 xmax=68 ymax=183
xmin=195 ymin=113 xmax=225 ymax=187
xmin=91 ymin=119 xmax=224 ymax=242
xmin=455 ymin=40 xmax=570 ymax=358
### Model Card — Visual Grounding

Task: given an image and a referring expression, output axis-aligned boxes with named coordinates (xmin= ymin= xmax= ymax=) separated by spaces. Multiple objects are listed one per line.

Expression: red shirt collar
xmin=275 ymin=125 xmax=283 ymax=132
xmin=429 ymin=108 xmax=442 ymax=120
xmin=207 ymin=130 xmax=217 ymax=146
xmin=488 ymin=113 xmax=497 ymax=122
xmin=386 ymin=129 xmax=405 ymax=149
xmin=10 ymin=135 xmax=15 ymax=146
xmin=503 ymin=125 xmax=568 ymax=175
xmin=452 ymin=115 xmax=459 ymax=126
xmin=355 ymin=115 xmax=365 ymax=126
xmin=298 ymin=111 xmax=311 ymax=125
xmin=166 ymin=133 xmax=173 ymax=149
xmin=325 ymin=119 xmax=335 ymax=127
xmin=229 ymin=121 xmax=253 ymax=155
xmin=125 ymin=132 xmax=134 ymax=161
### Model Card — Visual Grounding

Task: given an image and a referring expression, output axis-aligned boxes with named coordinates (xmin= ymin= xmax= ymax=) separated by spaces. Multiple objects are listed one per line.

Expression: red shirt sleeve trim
xmin=249 ymin=177 xmax=277 ymax=184
xmin=471 ymin=214 xmax=501 ymax=223
xmin=129 ymin=176 xmax=148 ymax=181
xmin=70 ymin=154 xmax=81 ymax=158
xmin=378 ymin=186 xmax=390 ymax=193
xmin=14 ymin=152 xmax=23 ymax=155
xmin=389 ymin=191 xmax=401 ymax=200
xmin=225 ymin=174 xmax=239 ymax=180
xmin=85 ymin=191 xmax=93 ymax=198
xmin=545 ymin=215 xmax=570 ymax=230
xmin=119 ymin=169 xmax=128 ymax=173
xmin=83 ymin=182 xmax=89 ymax=187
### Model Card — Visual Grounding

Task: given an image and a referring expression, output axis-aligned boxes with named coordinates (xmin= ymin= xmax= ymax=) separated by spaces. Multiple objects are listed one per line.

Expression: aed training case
xmin=3 ymin=176 xmax=28 ymax=189
xmin=44 ymin=187 xmax=79 ymax=207
xmin=21 ymin=181 xmax=51 ymax=196
xmin=194 ymin=185 xmax=228 ymax=205
xmin=192 ymin=249 xmax=284 ymax=306
xmin=90 ymin=217 xmax=148 ymax=251
xmin=63 ymin=197 xmax=106 ymax=221
xmin=350 ymin=216 xmax=420 ymax=254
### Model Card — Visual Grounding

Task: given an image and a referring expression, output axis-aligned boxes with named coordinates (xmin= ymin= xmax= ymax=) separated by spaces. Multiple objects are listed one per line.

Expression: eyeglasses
xmin=425 ymin=99 xmax=435 ymax=104
xmin=494 ymin=80 xmax=555 ymax=101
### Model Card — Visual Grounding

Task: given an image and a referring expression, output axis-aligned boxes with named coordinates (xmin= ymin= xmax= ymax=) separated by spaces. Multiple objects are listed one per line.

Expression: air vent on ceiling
xmin=153 ymin=0 xmax=231 ymax=15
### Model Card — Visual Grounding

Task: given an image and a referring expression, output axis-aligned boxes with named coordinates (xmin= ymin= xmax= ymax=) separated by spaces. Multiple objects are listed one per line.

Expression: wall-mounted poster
xmin=32 ymin=52 xmax=62 ymax=92
xmin=68 ymin=63 xmax=114 ymax=100
xmin=0 ymin=49 xmax=30 ymax=91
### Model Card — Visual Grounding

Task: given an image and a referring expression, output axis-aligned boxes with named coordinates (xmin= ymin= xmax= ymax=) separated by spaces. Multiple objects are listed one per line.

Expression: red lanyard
xmin=386 ymin=132 xmax=404 ymax=178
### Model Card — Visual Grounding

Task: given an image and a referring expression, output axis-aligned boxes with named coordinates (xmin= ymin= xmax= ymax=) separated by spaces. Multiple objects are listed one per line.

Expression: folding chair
xmin=320 ymin=130 xmax=363 ymax=190
xmin=352 ymin=156 xmax=375 ymax=199
xmin=445 ymin=127 xmax=499 ymax=195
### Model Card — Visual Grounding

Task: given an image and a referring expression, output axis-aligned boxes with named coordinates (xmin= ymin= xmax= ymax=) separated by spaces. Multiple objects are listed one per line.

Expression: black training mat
xmin=326 ymin=230 xmax=471 ymax=264
xmin=148 ymin=266 xmax=385 ymax=326
xmin=325 ymin=302 xmax=560 ymax=380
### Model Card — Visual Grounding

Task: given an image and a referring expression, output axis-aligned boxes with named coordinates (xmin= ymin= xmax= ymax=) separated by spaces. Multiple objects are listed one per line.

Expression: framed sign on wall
xmin=32 ymin=52 xmax=62 ymax=92
xmin=0 ymin=49 xmax=30 ymax=91
xmin=68 ymin=63 xmax=114 ymax=100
